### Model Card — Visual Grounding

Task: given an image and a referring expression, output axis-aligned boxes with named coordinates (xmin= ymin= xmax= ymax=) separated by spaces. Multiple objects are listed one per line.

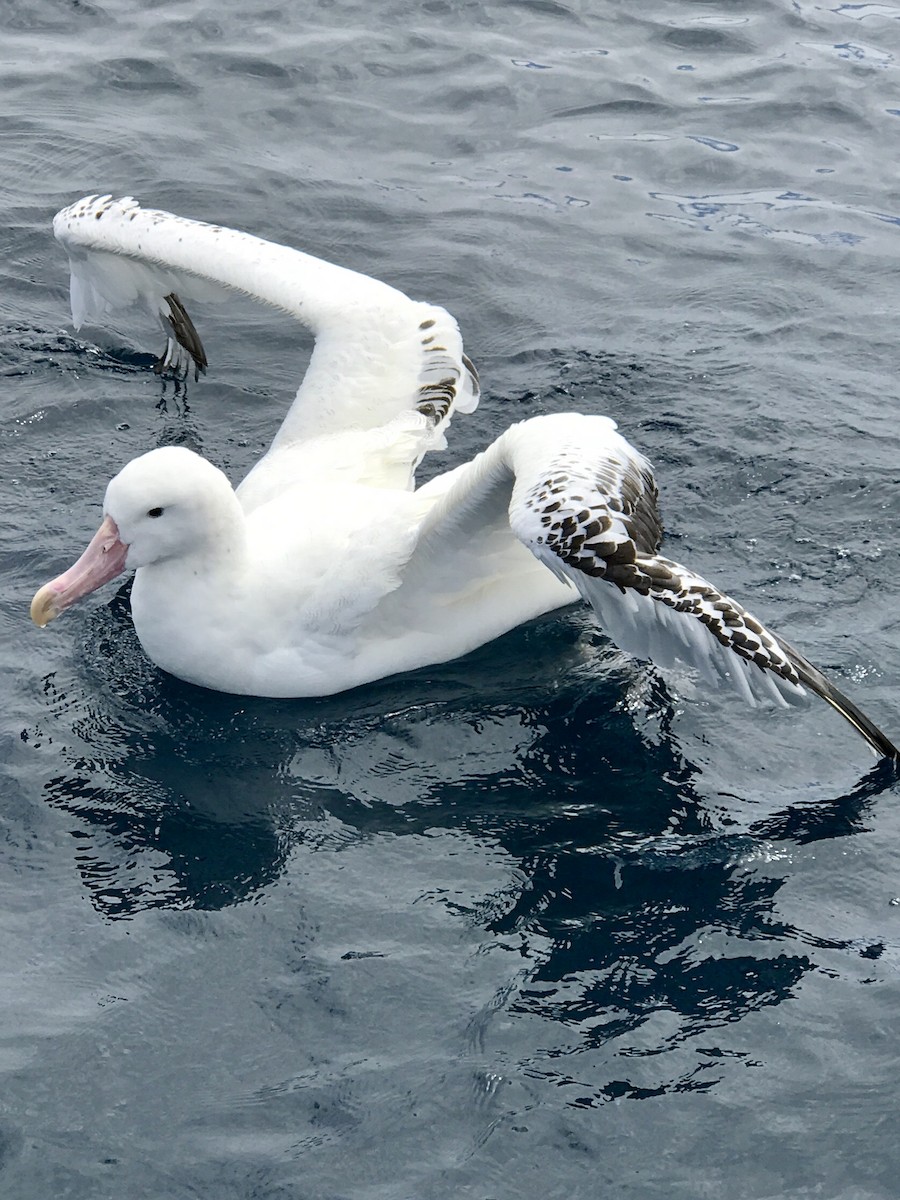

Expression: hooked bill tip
xmin=30 ymin=585 xmax=61 ymax=628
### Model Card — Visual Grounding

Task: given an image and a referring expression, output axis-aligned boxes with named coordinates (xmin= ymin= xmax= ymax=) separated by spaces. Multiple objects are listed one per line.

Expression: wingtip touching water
xmin=33 ymin=193 xmax=900 ymax=765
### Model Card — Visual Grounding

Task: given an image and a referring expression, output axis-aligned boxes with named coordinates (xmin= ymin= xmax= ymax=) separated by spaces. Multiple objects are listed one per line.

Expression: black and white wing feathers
xmin=406 ymin=413 xmax=897 ymax=759
xmin=53 ymin=194 xmax=479 ymax=450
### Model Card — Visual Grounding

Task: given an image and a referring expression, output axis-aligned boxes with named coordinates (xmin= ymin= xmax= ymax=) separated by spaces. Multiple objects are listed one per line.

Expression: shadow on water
xmin=21 ymin=578 xmax=898 ymax=1107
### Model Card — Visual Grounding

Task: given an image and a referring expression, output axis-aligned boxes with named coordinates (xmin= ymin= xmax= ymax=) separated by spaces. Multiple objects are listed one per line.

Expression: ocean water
xmin=2 ymin=0 xmax=900 ymax=1196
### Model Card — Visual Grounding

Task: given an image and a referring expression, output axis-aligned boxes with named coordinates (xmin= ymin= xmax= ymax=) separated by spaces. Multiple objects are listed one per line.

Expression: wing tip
xmin=775 ymin=638 xmax=900 ymax=762
xmin=156 ymin=293 xmax=209 ymax=382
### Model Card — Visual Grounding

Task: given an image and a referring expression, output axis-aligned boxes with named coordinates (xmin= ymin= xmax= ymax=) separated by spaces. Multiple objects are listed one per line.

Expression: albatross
xmin=31 ymin=194 xmax=898 ymax=761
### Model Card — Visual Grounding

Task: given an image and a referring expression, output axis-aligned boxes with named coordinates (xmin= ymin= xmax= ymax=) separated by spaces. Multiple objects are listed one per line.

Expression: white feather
xmin=34 ymin=196 xmax=896 ymax=759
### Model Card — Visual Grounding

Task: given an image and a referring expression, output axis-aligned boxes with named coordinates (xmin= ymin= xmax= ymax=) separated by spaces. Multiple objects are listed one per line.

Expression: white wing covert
xmin=53 ymin=194 xmax=480 ymax=450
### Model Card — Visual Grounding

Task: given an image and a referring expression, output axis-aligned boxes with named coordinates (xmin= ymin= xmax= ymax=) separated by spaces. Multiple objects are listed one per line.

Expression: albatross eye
xmin=147 ymin=507 xmax=164 ymax=519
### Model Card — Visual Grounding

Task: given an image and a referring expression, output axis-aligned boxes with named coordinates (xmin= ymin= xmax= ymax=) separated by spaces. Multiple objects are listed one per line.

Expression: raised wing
xmin=53 ymin=195 xmax=480 ymax=451
xmin=400 ymin=413 xmax=898 ymax=759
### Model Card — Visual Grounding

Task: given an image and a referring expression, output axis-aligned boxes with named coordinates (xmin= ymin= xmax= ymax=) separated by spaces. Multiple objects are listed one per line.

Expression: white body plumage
xmin=31 ymin=195 xmax=897 ymax=759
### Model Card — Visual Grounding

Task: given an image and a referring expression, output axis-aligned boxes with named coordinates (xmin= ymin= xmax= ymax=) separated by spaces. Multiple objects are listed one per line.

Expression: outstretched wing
xmin=53 ymin=195 xmax=480 ymax=451
xmin=400 ymin=413 xmax=897 ymax=759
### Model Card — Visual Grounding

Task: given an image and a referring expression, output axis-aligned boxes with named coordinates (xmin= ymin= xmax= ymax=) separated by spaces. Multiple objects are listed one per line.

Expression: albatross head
xmin=31 ymin=446 xmax=238 ymax=627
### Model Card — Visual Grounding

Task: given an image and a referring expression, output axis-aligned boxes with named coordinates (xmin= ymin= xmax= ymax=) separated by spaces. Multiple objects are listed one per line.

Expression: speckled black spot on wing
xmin=525 ymin=451 xmax=804 ymax=685
xmin=534 ymin=475 xmax=898 ymax=755
xmin=416 ymin=375 xmax=457 ymax=423
xmin=636 ymin=560 xmax=801 ymax=684
xmin=415 ymin=344 xmax=479 ymax=426
xmin=526 ymin=454 xmax=662 ymax=567
xmin=514 ymin=422 xmax=897 ymax=759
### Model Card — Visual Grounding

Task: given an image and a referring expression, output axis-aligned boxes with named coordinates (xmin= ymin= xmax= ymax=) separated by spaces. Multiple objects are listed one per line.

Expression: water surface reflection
xmin=27 ymin=589 xmax=895 ymax=1106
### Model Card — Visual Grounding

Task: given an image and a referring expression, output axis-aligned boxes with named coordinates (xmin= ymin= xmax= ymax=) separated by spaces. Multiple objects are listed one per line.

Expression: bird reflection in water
xmin=29 ymin=591 xmax=896 ymax=1107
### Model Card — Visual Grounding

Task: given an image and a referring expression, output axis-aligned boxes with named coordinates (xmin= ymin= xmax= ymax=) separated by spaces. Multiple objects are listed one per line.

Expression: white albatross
xmin=31 ymin=194 xmax=898 ymax=761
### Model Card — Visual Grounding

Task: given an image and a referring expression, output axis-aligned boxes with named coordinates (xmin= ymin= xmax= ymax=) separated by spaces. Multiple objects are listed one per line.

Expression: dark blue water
xmin=3 ymin=1 xmax=900 ymax=1196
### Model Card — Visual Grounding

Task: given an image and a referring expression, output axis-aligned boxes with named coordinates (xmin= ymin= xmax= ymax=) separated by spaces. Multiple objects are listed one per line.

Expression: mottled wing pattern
xmin=415 ymin=312 xmax=480 ymax=427
xmin=528 ymin=451 xmax=663 ymax=564
xmin=596 ymin=553 xmax=803 ymax=698
xmin=507 ymin=415 xmax=897 ymax=756
xmin=509 ymin=418 xmax=804 ymax=705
